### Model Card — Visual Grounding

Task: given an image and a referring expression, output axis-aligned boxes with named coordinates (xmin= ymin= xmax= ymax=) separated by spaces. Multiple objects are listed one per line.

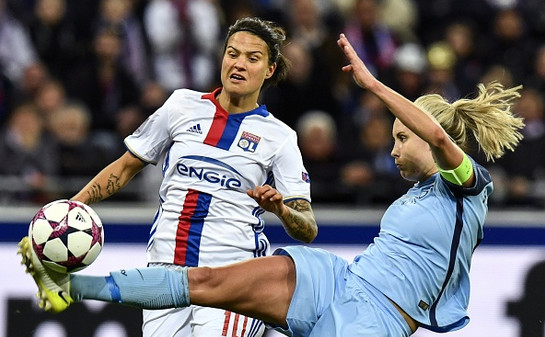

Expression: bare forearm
xmin=72 ymin=171 xmax=125 ymax=204
xmin=276 ymin=200 xmax=317 ymax=243
xmin=72 ymin=152 xmax=145 ymax=204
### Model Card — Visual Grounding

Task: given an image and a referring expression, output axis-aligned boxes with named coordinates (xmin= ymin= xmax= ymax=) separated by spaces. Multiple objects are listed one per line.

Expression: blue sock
xmin=70 ymin=275 xmax=112 ymax=302
xmin=71 ymin=267 xmax=190 ymax=309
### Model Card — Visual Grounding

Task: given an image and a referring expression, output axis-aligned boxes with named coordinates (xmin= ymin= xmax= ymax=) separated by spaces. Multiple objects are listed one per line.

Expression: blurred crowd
xmin=0 ymin=0 xmax=544 ymax=208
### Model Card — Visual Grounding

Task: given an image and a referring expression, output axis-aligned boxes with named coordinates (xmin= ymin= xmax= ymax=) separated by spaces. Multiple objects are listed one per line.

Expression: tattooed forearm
xmin=280 ymin=200 xmax=317 ymax=243
xmin=106 ymin=173 xmax=122 ymax=195
xmin=86 ymin=183 xmax=103 ymax=204
xmin=84 ymin=174 xmax=122 ymax=204
xmin=73 ymin=152 xmax=144 ymax=204
xmin=286 ymin=199 xmax=311 ymax=213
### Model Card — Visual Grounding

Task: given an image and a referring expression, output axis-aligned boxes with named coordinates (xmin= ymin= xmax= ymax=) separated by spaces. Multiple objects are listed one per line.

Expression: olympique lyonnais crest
xmin=238 ymin=131 xmax=261 ymax=152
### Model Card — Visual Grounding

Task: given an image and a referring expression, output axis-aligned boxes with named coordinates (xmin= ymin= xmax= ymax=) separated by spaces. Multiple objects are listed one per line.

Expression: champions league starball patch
xmin=237 ymin=131 xmax=261 ymax=152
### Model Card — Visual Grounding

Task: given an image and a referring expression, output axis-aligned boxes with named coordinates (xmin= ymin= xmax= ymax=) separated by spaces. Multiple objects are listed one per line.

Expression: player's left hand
xmin=247 ymin=185 xmax=287 ymax=217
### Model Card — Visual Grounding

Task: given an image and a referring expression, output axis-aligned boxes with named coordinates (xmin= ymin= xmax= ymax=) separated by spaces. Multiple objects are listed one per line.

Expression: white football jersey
xmin=125 ymin=88 xmax=311 ymax=267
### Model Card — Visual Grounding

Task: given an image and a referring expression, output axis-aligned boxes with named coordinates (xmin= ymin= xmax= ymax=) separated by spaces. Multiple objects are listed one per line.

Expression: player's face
xmin=221 ymin=32 xmax=276 ymax=100
xmin=391 ymin=119 xmax=436 ymax=182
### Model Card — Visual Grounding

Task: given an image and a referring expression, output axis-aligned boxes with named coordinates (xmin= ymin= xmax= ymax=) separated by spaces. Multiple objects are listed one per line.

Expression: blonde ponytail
xmin=414 ymin=82 xmax=524 ymax=162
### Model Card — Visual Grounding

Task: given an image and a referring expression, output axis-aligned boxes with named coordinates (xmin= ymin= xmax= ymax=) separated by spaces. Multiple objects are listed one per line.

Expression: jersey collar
xmin=202 ymin=88 xmax=269 ymax=118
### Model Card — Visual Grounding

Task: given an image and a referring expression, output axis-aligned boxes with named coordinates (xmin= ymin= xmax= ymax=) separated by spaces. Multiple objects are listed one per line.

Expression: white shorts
xmin=143 ymin=305 xmax=265 ymax=337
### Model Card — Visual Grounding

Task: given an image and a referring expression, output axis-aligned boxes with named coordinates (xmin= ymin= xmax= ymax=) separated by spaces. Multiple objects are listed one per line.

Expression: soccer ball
xmin=29 ymin=199 xmax=104 ymax=273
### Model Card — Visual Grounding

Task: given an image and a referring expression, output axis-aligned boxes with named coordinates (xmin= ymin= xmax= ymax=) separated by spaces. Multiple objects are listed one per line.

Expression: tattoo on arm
xmin=283 ymin=200 xmax=317 ymax=243
xmin=285 ymin=199 xmax=310 ymax=212
xmin=86 ymin=183 xmax=103 ymax=204
xmin=85 ymin=174 xmax=122 ymax=204
xmin=106 ymin=173 xmax=122 ymax=195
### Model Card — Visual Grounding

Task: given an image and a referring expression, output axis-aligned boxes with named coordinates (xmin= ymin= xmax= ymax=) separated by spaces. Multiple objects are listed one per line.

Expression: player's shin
xmin=70 ymin=267 xmax=190 ymax=309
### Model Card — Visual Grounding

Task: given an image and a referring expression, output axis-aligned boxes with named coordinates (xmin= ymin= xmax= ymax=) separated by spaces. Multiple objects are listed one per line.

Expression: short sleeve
xmin=271 ymin=131 xmax=311 ymax=203
xmin=124 ymin=101 xmax=173 ymax=165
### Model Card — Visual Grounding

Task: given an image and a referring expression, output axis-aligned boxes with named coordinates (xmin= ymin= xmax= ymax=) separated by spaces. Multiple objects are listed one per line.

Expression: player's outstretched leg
xmin=18 ymin=236 xmax=73 ymax=313
xmin=19 ymin=235 xmax=191 ymax=312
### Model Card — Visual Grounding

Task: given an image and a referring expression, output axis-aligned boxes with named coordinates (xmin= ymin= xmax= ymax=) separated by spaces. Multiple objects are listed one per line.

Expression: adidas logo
xmin=75 ymin=212 xmax=85 ymax=222
xmin=187 ymin=124 xmax=202 ymax=134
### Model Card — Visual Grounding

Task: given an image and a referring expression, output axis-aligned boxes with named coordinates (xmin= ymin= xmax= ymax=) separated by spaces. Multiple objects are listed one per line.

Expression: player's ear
xmin=265 ymin=62 xmax=276 ymax=79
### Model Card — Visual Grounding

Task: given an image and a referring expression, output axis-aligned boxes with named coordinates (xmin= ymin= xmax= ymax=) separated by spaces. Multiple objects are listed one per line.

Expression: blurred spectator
xmin=282 ymin=0 xmax=346 ymax=107
xmin=285 ymin=0 xmax=330 ymax=49
xmin=219 ymin=0 xmax=260 ymax=27
xmin=139 ymin=80 xmax=168 ymax=116
xmin=343 ymin=0 xmax=398 ymax=78
xmin=16 ymin=61 xmax=49 ymax=104
xmin=143 ymin=0 xmax=220 ymax=92
xmin=296 ymin=110 xmax=347 ymax=203
xmin=484 ymin=7 xmax=536 ymax=85
xmin=95 ymin=0 xmax=151 ymax=86
xmin=33 ymin=78 xmax=67 ymax=123
xmin=0 ymin=2 xmax=543 ymax=208
xmin=479 ymin=63 xmax=515 ymax=88
xmin=338 ymin=0 xmax=399 ymax=115
xmin=339 ymin=115 xmax=411 ymax=204
xmin=63 ymin=0 xmax=100 ymax=47
xmin=287 ymin=0 xmax=344 ymax=34
xmin=490 ymin=88 xmax=545 ymax=207
xmin=27 ymin=0 xmax=83 ymax=86
xmin=524 ymin=44 xmax=545 ymax=98
xmin=48 ymin=102 xmax=120 ymax=177
xmin=0 ymin=0 xmax=42 ymax=122
xmin=385 ymin=42 xmax=428 ymax=102
xmin=64 ymin=27 xmax=141 ymax=132
xmin=340 ymin=90 xmax=391 ymax=138
xmin=519 ymin=0 xmax=545 ymax=38
xmin=337 ymin=89 xmax=410 ymax=205
xmin=425 ymin=41 xmax=460 ymax=101
xmin=0 ymin=102 xmax=59 ymax=203
xmin=261 ymin=39 xmax=340 ymax=128
xmin=412 ymin=0 xmax=493 ymax=45
xmin=444 ymin=21 xmax=485 ymax=95
xmin=0 ymin=0 xmax=38 ymax=89
xmin=115 ymin=104 xmax=147 ymax=139
xmin=380 ymin=0 xmax=418 ymax=42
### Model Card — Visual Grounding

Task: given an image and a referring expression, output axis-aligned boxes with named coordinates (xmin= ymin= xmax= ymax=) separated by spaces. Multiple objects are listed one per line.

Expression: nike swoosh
xmin=57 ymin=291 xmax=69 ymax=304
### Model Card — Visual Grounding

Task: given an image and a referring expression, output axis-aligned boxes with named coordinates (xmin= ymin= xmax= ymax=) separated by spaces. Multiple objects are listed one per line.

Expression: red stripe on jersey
xmin=174 ymin=190 xmax=199 ymax=265
xmin=202 ymin=89 xmax=229 ymax=146
xmin=204 ymin=109 xmax=228 ymax=146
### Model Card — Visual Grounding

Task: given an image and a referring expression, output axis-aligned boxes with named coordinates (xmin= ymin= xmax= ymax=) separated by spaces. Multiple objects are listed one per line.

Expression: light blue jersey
xmin=349 ymin=156 xmax=492 ymax=332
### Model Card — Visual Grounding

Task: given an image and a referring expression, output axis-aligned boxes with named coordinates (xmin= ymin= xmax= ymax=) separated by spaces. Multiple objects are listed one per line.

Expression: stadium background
xmin=1 ymin=0 xmax=545 ymax=336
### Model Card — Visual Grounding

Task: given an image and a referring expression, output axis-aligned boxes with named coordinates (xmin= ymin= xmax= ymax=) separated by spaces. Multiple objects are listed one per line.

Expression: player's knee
xmin=188 ymin=266 xmax=215 ymax=289
xmin=187 ymin=266 xmax=225 ymax=305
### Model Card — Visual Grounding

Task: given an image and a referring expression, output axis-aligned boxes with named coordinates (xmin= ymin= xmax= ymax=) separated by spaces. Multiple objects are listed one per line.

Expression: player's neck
xmin=216 ymin=90 xmax=259 ymax=114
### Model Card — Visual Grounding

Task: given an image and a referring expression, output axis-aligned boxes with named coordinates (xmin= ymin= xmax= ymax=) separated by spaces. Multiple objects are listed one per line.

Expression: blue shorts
xmin=272 ymin=246 xmax=412 ymax=337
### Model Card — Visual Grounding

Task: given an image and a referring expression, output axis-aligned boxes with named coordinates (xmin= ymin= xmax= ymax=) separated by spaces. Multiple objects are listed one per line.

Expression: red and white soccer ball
xmin=29 ymin=199 xmax=104 ymax=273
